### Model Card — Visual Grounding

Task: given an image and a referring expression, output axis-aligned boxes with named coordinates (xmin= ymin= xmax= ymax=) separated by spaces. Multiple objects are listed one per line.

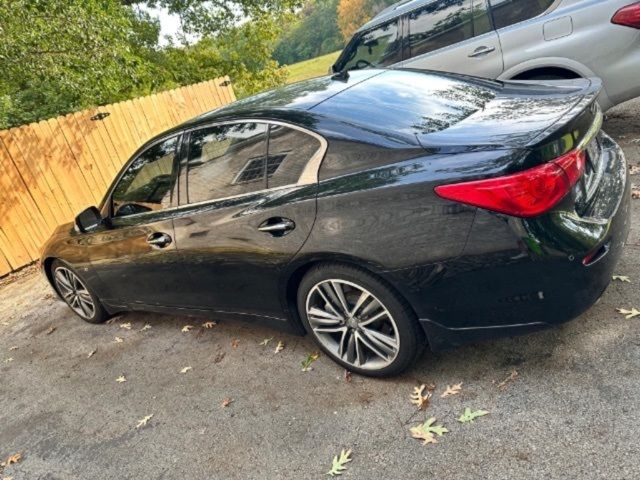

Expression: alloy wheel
xmin=305 ymin=279 xmax=400 ymax=370
xmin=54 ymin=267 xmax=96 ymax=320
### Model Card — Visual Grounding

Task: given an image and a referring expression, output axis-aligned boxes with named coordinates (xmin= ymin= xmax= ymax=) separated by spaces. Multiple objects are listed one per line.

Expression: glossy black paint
xmin=41 ymin=69 xmax=631 ymax=350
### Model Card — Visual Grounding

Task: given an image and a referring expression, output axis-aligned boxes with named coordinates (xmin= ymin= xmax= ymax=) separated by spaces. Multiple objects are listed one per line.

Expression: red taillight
xmin=612 ymin=2 xmax=640 ymax=29
xmin=434 ymin=149 xmax=586 ymax=218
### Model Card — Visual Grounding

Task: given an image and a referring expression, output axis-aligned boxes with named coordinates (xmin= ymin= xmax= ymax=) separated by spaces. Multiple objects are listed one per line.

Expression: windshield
xmin=336 ymin=21 xmax=402 ymax=72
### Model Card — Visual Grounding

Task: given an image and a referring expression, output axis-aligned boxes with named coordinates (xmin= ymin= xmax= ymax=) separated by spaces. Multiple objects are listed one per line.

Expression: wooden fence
xmin=0 ymin=77 xmax=236 ymax=276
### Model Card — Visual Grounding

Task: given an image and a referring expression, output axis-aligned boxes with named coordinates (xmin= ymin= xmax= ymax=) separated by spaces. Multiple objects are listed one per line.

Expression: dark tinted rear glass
xmin=338 ymin=21 xmax=401 ymax=71
xmin=489 ymin=0 xmax=554 ymax=29
xmin=313 ymin=70 xmax=497 ymax=137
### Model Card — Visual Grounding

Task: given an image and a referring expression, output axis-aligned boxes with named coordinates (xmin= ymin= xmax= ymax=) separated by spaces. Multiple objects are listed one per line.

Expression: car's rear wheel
xmin=297 ymin=263 xmax=425 ymax=377
xmin=51 ymin=259 xmax=109 ymax=324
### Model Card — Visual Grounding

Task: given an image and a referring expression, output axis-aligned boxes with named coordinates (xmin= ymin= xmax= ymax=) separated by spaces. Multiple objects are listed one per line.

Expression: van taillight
xmin=434 ymin=149 xmax=586 ymax=218
xmin=612 ymin=2 xmax=640 ymax=29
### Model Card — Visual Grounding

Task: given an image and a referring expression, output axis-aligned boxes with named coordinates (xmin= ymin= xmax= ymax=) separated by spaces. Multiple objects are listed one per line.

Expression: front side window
xmin=408 ymin=0 xmax=474 ymax=58
xmin=266 ymin=125 xmax=323 ymax=188
xmin=340 ymin=21 xmax=401 ymax=71
xmin=112 ymin=136 xmax=179 ymax=217
xmin=185 ymin=122 xmax=268 ymax=204
xmin=489 ymin=0 xmax=554 ymax=30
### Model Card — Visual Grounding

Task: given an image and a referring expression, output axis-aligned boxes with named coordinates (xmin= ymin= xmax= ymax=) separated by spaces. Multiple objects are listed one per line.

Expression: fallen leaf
xmin=327 ymin=449 xmax=352 ymax=476
xmin=140 ymin=324 xmax=152 ymax=331
xmin=221 ymin=397 xmax=233 ymax=408
xmin=214 ymin=352 xmax=226 ymax=363
xmin=114 ymin=336 xmax=124 ymax=343
xmin=612 ymin=275 xmax=631 ymax=283
xmin=458 ymin=407 xmax=489 ymax=423
xmin=8 ymin=346 xmax=18 ymax=351
xmin=410 ymin=384 xmax=433 ymax=410
xmin=441 ymin=383 xmax=463 ymax=398
xmin=45 ymin=326 xmax=56 ymax=335
xmin=497 ymin=370 xmax=518 ymax=390
xmin=1 ymin=452 xmax=21 ymax=467
xmin=116 ymin=375 xmax=127 ymax=383
xmin=180 ymin=366 xmax=192 ymax=374
xmin=616 ymin=308 xmax=640 ymax=319
xmin=274 ymin=341 xmax=285 ymax=353
xmin=630 ymin=165 xmax=640 ymax=175
xmin=301 ymin=352 xmax=320 ymax=372
xmin=87 ymin=349 xmax=96 ymax=358
xmin=120 ymin=322 xmax=132 ymax=330
xmin=344 ymin=370 xmax=352 ymax=383
xmin=4 ymin=358 xmax=13 ymax=363
xmin=181 ymin=325 xmax=194 ymax=333
xmin=231 ymin=339 xmax=240 ymax=348
xmin=632 ymin=185 xmax=640 ymax=200
xmin=259 ymin=337 xmax=273 ymax=346
xmin=136 ymin=414 xmax=153 ymax=429
xmin=202 ymin=321 xmax=217 ymax=329
xmin=410 ymin=417 xmax=448 ymax=446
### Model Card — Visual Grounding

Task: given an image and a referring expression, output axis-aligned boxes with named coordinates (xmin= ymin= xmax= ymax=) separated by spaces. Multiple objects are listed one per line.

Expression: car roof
xmin=356 ymin=0 xmax=434 ymax=33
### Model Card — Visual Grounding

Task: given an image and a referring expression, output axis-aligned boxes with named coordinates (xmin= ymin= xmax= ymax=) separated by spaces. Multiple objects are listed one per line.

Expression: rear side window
xmin=489 ymin=0 xmax=554 ymax=30
xmin=185 ymin=123 xmax=268 ymax=204
xmin=340 ymin=21 xmax=401 ymax=71
xmin=266 ymin=125 xmax=322 ymax=188
xmin=408 ymin=0 xmax=474 ymax=58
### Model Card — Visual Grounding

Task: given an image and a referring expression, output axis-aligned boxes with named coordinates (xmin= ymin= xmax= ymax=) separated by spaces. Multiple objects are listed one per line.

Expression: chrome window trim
xmin=182 ymin=118 xmax=328 ymax=187
xmin=100 ymin=119 xmax=327 ymax=224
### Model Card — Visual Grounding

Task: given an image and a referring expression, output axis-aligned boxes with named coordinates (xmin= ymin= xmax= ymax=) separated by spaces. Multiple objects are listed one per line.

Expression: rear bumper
xmin=411 ymin=133 xmax=631 ymax=350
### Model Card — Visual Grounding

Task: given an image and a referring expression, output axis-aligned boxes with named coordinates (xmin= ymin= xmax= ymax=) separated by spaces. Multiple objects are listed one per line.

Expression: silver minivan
xmin=331 ymin=0 xmax=640 ymax=110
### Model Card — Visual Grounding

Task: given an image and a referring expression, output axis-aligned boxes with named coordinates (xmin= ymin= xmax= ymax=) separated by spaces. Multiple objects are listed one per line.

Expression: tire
xmin=50 ymin=259 xmax=109 ymax=324
xmin=297 ymin=263 xmax=425 ymax=377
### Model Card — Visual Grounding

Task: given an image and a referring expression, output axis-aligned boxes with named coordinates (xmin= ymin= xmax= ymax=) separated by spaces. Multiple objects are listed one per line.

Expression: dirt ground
xmin=1 ymin=100 xmax=640 ymax=480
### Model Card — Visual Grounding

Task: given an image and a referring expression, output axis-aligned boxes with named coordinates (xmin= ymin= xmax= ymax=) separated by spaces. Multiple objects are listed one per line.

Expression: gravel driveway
xmin=1 ymin=100 xmax=640 ymax=480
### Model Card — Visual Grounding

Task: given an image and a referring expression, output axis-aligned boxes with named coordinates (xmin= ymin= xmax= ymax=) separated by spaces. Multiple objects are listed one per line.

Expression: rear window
xmin=337 ymin=21 xmax=402 ymax=71
xmin=313 ymin=70 xmax=497 ymax=138
xmin=489 ymin=0 xmax=555 ymax=29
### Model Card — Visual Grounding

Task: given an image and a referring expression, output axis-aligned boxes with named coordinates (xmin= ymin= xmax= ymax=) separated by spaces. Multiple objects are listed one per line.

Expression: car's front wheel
xmin=51 ymin=259 xmax=109 ymax=324
xmin=297 ymin=263 xmax=425 ymax=377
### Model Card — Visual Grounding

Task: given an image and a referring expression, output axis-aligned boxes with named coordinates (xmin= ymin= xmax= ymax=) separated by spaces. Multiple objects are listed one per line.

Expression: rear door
xmin=172 ymin=121 xmax=324 ymax=318
xmin=401 ymin=0 xmax=504 ymax=78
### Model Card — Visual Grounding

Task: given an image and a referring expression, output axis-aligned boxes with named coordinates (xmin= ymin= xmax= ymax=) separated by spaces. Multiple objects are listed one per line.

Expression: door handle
xmin=468 ymin=46 xmax=496 ymax=58
xmin=258 ymin=218 xmax=295 ymax=237
xmin=146 ymin=232 xmax=172 ymax=248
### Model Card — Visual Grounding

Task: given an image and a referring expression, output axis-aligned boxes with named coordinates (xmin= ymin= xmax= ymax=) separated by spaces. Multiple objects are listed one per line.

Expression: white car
xmin=332 ymin=0 xmax=640 ymax=110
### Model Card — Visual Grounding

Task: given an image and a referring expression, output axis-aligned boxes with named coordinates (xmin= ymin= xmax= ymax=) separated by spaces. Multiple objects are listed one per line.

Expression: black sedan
xmin=41 ymin=69 xmax=631 ymax=377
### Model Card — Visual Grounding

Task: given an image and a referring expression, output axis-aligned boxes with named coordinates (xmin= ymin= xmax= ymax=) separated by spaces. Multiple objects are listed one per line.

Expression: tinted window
xmin=340 ymin=21 xmax=401 ymax=71
xmin=185 ymin=123 xmax=268 ymax=204
xmin=267 ymin=125 xmax=322 ymax=188
xmin=408 ymin=0 xmax=474 ymax=58
xmin=472 ymin=0 xmax=493 ymax=36
xmin=489 ymin=0 xmax=554 ymax=30
xmin=112 ymin=136 xmax=179 ymax=217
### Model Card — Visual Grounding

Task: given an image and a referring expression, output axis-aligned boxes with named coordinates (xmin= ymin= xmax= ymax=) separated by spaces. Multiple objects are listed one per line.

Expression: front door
xmin=171 ymin=121 xmax=324 ymax=319
xmin=87 ymin=134 xmax=192 ymax=308
xmin=400 ymin=0 xmax=504 ymax=79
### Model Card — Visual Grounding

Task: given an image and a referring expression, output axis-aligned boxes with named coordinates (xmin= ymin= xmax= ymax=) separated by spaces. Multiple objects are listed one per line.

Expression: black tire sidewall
xmin=51 ymin=259 xmax=108 ymax=324
xmin=297 ymin=263 xmax=424 ymax=377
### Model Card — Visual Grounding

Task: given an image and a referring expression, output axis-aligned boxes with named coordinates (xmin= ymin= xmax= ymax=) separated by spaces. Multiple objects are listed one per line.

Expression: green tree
xmin=273 ymin=0 xmax=344 ymax=65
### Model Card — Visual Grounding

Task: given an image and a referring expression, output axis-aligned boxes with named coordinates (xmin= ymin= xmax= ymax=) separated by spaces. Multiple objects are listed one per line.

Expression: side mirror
xmin=75 ymin=206 xmax=103 ymax=233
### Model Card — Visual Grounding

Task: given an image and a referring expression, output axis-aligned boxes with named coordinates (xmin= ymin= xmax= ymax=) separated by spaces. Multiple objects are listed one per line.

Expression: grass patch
xmin=284 ymin=51 xmax=341 ymax=84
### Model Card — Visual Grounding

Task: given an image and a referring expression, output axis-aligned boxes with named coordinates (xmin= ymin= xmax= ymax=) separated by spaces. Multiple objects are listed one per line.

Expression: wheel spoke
xmin=357 ymin=330 xmax=390 ymax=361
xmin=55 ymin=271 xmax=73 ymax=291
xmin=360 ymin=297 xmax=381 ymax=317
xmin=360 ymin=327 xmax=397 ymax=355
xmin=358 ymin=310 xmax=389 ymax=327
xmin=313 ymin=325 xmax=347 ymax=334
xmin=349 ymin=291 xmax=370 ymax=317
xmin=354 ymin=333 xmax=364 ymax=367
xmin=330 ymin=281 xmax=351 ymax=316
xmin=316 ymin=286 xmax=342 ymax=318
